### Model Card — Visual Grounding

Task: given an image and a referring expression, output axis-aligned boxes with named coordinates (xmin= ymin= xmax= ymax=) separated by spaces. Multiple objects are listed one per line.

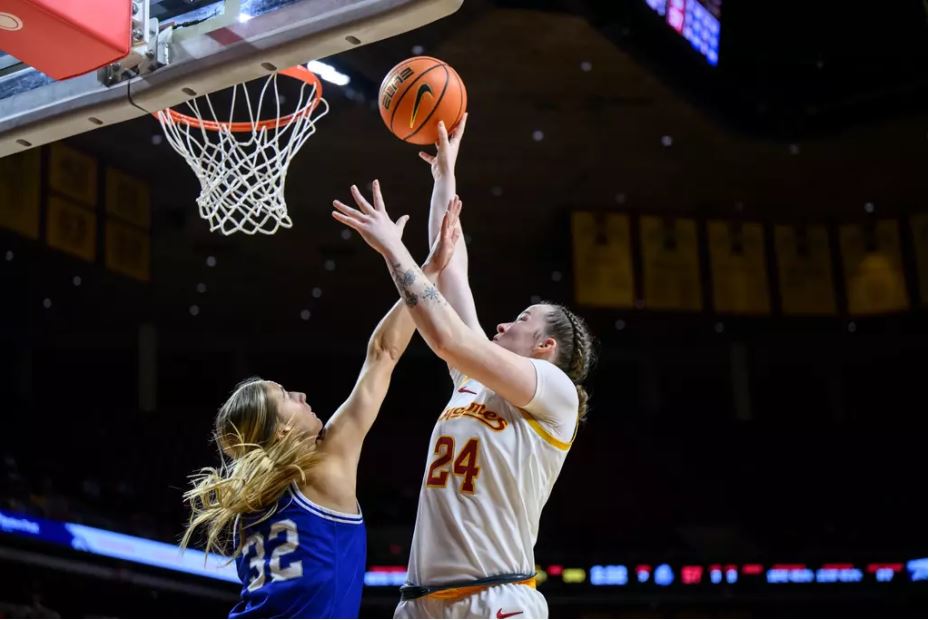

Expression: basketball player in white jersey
xmin=330 ymin=117 xmax=595 ymax=619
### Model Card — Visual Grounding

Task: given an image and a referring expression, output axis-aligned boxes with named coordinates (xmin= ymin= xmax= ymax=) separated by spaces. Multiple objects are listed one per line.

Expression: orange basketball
xmin=378 ymin=56 xmax=467 ymax=145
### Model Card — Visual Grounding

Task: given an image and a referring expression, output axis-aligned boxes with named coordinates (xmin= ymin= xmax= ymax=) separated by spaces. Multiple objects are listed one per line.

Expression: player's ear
xmin=535 ymin=336 xmax=557 ymax=357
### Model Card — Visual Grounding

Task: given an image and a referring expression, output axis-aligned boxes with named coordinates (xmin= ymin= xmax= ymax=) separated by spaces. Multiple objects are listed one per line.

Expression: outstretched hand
xmin=331 ymin=180 xmax=409 ymax=258
xmin=418 ymin=112 xmax=468 ymax=179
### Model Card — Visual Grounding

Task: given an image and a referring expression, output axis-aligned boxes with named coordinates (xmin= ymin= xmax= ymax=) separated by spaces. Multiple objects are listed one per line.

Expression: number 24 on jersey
xmin=426 ymin=436 xmax=481 ymax=494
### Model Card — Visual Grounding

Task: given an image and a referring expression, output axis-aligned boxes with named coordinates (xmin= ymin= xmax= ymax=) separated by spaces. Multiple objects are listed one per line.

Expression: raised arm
xmin=320 ymin=183 xmax=460 ymax=475
xmin=418 ymin=114 xmax=484 ymax=337
xmin=332 ymin=185 xmax=538 ymax=409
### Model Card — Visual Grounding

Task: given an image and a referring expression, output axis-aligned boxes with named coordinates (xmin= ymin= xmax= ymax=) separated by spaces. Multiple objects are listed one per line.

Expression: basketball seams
xmin=387 ymin=61 xmax=442 ymax=129
xmin=400 ymin=66 xmax=450 ymax=142
xmin=379 ymin=56 xmax=429 ymax=129
xmin=377 ymin=56 xmax=423 ymax=111
xmin=388 ymin=62 xmax=447 ymax=135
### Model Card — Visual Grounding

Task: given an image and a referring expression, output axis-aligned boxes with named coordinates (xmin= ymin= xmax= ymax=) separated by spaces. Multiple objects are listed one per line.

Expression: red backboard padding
xmin=0 ymin=0 xmax=131 ymax=80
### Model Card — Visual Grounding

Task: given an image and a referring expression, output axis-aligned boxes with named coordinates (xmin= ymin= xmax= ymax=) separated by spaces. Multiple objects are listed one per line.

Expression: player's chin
xmin=491 ymin=337 xmax=512 ymax=352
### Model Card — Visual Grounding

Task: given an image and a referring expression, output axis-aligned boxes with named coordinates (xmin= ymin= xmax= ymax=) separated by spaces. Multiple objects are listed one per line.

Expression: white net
xmin=156 ymin=69 xmax=328 ymax=235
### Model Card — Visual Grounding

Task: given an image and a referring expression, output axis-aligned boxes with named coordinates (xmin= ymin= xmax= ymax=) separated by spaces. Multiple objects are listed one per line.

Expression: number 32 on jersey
xmin=241 ymin=519 xmax=302 ymax=591
xmin=426 ymin=436 xmax=481 ymax=494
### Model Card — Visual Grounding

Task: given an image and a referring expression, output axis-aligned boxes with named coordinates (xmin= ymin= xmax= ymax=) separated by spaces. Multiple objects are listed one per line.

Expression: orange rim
xmin=157 ymin=66 xmax=324 ymax=133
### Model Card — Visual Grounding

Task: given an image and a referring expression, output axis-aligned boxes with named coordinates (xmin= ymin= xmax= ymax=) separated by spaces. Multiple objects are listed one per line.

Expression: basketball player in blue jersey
xmin=180 ymin=193 xmax=462 ymax=619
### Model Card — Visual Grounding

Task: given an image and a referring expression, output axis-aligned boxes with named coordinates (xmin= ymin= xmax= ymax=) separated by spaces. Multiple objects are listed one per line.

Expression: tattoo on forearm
xmin=390 ymin=262 xmax=447 ymax=307
xmin=422 ymin=285 xmax=440 ymax=303
xmin=398 ymin=269 xmax=416 ymax=288
xmin=391 ymin=264 xmax=419 ymax=307
xmin=402 ymin=290 xmax=418 ymax=307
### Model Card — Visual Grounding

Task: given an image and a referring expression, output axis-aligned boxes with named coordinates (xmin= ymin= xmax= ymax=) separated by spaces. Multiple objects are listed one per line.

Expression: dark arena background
xmin=1 ymin=0 xmax=926 ymax=617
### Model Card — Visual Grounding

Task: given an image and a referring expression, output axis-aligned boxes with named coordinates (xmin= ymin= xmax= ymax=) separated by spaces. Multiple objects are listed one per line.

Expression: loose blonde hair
xmin=180 ymin=377 xmax=321 ymax=557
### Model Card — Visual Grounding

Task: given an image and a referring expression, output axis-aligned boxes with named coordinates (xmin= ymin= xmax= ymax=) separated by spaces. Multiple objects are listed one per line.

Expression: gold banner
xmin=105 ymin=220 xmax=150 ymax=282
xmin=0 ymin=149 xmax=41 ymax=239
xmin=707 ymin=220 xmax=770 ymax=314
xmin=46 ymin=196 xmax=96 ymax=262
xmin=840 ymin=220 xmax=908 ymax=315
xmin=571 ymin=212 xmax=634 ymax=308
xmin=106 ymin=167 xmax=151 ymax=229
xmin=911 ymin=214 xmax=927 ymax=306
xmin=640 ymin=216 xmax=702 ymax=311
xmin=49 ymin=143 xmax=98 ymax=206
xmin=774 ymin=224 xmax=836 ymax=315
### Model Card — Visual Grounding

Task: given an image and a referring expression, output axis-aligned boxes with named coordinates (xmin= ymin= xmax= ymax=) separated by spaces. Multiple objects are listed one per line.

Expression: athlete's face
xmin=493 ymin=304 xmax=557 ymax=360
xmin=266 ymin=382 xmax=324 ymax=441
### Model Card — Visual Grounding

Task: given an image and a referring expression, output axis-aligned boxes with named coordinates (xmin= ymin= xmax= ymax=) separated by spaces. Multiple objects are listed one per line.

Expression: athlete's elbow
xmin=366 ymin=338 xmax=403 ymax=365
xmin=428 ymin=330 xmax=461 ymax=364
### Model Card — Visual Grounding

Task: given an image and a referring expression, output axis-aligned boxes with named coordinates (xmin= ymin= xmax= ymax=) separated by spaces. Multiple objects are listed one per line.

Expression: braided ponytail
xmin=542 ymin=303 xmax=597 ymax=421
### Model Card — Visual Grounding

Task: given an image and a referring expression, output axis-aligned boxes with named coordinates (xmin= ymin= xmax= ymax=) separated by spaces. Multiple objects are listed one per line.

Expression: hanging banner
xmin=48 ymin=143 xmax=98 ymax=206
xmin=105 ymin=220 xmax=151 ymax=282
xmin=640 ymin=216 xmax=702 ymax=311
xmin=106 ymin=167 xmax=151 ymax=229
xmin=774 ymin=224 xmax=836 ymax=315
xmin=571 ymin=211 xmax=635 ymax=308
xmin=840 ymin=220 xmax=908 ymax=315
xmin=707 ymin=220 xmax=770 ymax=314
xmin=46 ymin=196 xmax=96 ymax=262
xmin=0 ymin=149 xmax=41 ymax=239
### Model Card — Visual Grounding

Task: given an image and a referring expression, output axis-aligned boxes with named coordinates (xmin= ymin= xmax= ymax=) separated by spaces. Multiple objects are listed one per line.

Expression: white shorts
xmin=393 ymin=583 xmax=548 ymax=619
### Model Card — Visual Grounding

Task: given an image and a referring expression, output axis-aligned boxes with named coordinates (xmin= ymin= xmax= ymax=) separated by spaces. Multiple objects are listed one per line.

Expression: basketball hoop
xmin=156 ymin=65 xmax=328 ymax=235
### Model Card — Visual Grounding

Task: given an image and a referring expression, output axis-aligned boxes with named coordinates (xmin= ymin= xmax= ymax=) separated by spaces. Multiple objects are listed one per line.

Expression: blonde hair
xmin=180 ymin=377 xmax=321 ymax=557
xmin=541 ymin=303 xmax=597 ymax=421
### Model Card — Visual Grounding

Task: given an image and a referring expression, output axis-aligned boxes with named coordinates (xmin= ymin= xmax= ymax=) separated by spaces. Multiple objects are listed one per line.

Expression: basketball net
xmin=156 ymin=66 xmax=328 ymax=235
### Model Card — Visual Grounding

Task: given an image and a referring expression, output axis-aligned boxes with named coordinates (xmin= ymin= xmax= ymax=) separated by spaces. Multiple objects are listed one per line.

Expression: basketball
xmin=378 ymin=56 xmax=467 ymax=145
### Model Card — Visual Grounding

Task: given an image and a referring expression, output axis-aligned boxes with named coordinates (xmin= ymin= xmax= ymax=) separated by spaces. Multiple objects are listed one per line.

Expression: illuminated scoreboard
xmin=2 ymin=509 xmax=926 ymax=597
xmin=644 ymin=0 xmax=721 ymax=66
xmin=367 ymin=559 xmax=927 ymax=589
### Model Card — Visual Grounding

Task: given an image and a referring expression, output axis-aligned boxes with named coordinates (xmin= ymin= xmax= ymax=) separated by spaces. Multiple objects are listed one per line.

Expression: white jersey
xmin=406 ymin=358 xmax=579 ymax=586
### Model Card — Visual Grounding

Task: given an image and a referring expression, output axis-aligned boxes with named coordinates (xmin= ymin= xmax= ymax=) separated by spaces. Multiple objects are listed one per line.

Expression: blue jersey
xmin=229 ymin=483 xmax=366 ymax=619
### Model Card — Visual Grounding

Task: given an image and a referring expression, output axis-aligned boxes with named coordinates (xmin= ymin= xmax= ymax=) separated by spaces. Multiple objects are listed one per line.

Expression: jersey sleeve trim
xmin=288 ymin=483 xmax=364 ymax=525
xmin=518 ymin=408 xmax=577 ymax=451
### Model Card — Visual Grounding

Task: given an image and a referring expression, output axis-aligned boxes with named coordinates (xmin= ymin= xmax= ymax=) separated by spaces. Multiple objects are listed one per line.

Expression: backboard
xmin=0 ymin=0 xmax=461 ymax=157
